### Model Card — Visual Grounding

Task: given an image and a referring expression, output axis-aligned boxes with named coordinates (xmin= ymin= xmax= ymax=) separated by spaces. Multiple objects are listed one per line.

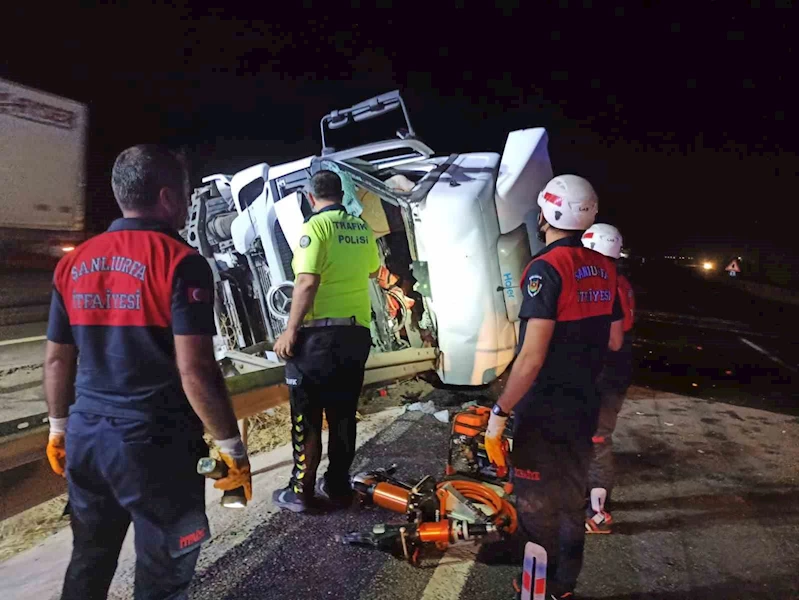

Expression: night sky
xmin=4 ymin=4 xmax=797 ymax=274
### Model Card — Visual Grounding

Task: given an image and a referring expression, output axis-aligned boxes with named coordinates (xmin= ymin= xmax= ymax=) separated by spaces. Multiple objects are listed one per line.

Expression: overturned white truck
xmin=182 ymin=91 xmax=553 ymax=386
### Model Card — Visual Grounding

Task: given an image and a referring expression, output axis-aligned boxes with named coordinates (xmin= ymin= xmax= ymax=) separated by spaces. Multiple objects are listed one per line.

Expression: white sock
xmin=590 ymin=487 xmax=607 ymax=513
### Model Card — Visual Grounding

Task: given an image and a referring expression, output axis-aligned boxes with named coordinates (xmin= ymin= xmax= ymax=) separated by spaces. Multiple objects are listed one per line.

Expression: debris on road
xmin=360 ymin=377 xmax=435 ymax=415
xmin=405 ymin=400 xmax=437 ymax=415
xmin=433 ymin=409 xmax=450 ymax=423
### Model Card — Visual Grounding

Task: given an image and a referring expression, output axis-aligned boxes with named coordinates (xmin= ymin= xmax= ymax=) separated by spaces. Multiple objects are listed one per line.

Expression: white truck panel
xmin=231 ymin=163 xmax=269 ymax=214
xmin=497 ymin=226 xmax=533 ymax=323
xmin=416 ymin=152 xmax=517 ymax=386
xmin=273 ymin=192 xmax=305 ymax=252
xmin=267 ymin=156 xmax=313 ymax=181
xmin=495 ymin=128 xmax=553 ymax=234
xmin=0 ymin=78 xmax=87 ymax=231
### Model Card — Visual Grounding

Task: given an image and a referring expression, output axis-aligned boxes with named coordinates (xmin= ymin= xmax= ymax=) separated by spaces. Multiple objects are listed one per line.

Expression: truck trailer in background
xmin=0 ymin=78 xmax=88 ymax=266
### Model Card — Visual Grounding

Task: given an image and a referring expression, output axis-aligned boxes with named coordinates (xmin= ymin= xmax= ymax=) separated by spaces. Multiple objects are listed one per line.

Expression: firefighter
xmin=45 ymin=145 xmax=251 ymax=600
xmin=272 ymin=170 xmax=380 ymax=513
xmin=484 ymin=175 xmax=624 ymax=599
xmin=581 ymin=224 xmax=636 ymax=534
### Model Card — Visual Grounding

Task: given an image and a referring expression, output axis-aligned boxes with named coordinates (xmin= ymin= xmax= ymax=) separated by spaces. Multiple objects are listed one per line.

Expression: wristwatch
xmin=491 ymin=404 xmax=510 ymax=418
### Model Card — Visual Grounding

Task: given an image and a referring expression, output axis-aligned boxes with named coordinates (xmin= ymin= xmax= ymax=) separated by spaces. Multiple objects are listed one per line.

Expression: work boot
xmin=585 ymin=509 xmax=613 ymax=534
xmin=316 ymin=477 xmax=353 ymax=509
xmin=272 ymin=485 xmax=315 ymax=513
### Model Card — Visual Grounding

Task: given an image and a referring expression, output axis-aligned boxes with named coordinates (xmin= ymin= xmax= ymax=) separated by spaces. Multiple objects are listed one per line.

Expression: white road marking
xmin=420 ymin=545 xmax=478 ymax=600
xmin=0 ymin=335 xmax=46 ymax=347
xmin=739 ymin=337 xmax=798 ymax=374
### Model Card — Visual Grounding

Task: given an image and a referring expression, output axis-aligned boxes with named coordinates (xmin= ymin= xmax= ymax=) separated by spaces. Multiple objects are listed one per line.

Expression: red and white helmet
xmin=582 ymin=223 xmax=623 ymax=259
xmin=536 ymin=175 xmax=598 ymax=231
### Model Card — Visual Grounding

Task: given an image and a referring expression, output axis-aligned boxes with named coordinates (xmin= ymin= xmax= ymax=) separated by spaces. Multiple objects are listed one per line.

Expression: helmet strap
xmin=536 ymin=211 xmax=549 ymax=243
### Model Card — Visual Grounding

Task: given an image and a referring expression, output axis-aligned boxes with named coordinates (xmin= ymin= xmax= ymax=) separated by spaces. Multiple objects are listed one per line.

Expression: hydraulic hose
xmin=436 ymin=479 xmax=518 ymax=534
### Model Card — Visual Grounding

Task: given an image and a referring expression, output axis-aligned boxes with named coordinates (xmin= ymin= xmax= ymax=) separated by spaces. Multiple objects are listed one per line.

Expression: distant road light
xmin=702 ymin=261 xmax=714 ymax=270
xmin=61 ymin=246 xmax=75 ymax=253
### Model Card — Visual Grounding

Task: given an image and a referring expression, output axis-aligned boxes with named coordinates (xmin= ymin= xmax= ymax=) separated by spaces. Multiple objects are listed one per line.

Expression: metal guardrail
xmin=0 ymin=413 xmax=49 ymax=439
xmin=0 ymin=347 xmax=438 ymax=521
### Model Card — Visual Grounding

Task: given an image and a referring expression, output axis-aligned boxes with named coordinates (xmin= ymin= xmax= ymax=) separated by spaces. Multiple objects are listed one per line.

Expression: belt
xmin=302 ymin=317 xmax=361 ymax=328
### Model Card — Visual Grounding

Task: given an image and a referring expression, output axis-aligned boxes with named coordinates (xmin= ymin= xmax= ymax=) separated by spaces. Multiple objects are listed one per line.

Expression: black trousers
xmin=284 ymin=325 xmax=372 ymax=497
xmin=62 ymin=413 xmax=207 ymax=600
xmin=513 ymin=431 xmax=592 ymax=596
xmin=512 ymin=387 xmax=599 ymax=596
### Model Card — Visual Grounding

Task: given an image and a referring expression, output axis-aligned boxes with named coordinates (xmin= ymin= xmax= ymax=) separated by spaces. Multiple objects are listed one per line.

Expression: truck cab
xmin=182 ymin=91 xmax=553 ymax=386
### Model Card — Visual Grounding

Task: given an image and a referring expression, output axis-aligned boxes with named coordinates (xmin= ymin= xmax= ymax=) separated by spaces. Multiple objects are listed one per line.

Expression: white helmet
xmin=536 ymin=175 xmax=598 ymax=231
xmin=582 ymin=223 xmax=623 ymax=259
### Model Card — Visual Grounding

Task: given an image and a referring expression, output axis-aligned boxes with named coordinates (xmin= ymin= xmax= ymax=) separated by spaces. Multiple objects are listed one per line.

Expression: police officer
xmin=45 ymin=145 xmax=251 ymax=600
xmin=272 ymin=170 xmax=379 ymax=513
xmin=484 ymin=175 xmax=624 ymax=599
xmin=581 ymin=224 xmax=636 ymax=534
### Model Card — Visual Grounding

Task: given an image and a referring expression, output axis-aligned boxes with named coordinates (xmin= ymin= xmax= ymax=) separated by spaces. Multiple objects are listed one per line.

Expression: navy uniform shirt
xmin=47 ymin=218 xmax=216 ymax=426
xmin=515 ymin=235 xmax=623 ymax=439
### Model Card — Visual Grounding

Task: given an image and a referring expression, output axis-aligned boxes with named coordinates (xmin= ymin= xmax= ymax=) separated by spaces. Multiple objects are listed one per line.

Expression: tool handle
xmin=221 ymin=487 xmax=248 ymax=508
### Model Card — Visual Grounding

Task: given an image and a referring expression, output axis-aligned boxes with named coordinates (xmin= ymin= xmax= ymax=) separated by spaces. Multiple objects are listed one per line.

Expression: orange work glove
xmin=214 ymin=452 xmax=253 ymax=502
xmin=484 ymin=411 xmax=509 ymax=472
xmin=47 ymin=433 xmax=67 ymax=477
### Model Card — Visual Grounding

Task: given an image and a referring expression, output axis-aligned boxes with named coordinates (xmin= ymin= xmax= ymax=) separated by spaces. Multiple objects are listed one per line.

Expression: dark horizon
xmin=3 ymin=5 xmax=797 ymax=265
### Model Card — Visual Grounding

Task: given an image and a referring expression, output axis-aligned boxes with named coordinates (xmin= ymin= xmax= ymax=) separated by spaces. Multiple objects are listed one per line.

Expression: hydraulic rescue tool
xmin=338 ymin=521 xmax=500 ymax=563
xmin=447 ymin=405 xmax=514 ymax=490
xmin=197 ymin=457 xmax=248 ymax=508
xmin=338 ymin=464 xmax=517 ymax=564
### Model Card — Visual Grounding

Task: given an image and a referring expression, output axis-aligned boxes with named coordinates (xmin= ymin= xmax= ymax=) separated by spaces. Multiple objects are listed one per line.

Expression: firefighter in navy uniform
xmin=272 ymin=170 xmax=380 ymax=513
xmin=484 ymin=175 xmax=624 ymax=600
xmin=581 ymin=224 xmax=636 ymax=534
xmin=44 ymin=145 xmax=250 ymax=600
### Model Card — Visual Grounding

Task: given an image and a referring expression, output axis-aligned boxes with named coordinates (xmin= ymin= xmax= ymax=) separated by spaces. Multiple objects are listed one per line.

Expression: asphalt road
xmin=629 ymin=263 xmax=797 ymax=418
xmin=185 ymin=392 xmax=799 ymax=600
xmin=184 ymin=263 xmax=799 ymax=600
xmin=2 ymin=261 xmax=798 ymax=599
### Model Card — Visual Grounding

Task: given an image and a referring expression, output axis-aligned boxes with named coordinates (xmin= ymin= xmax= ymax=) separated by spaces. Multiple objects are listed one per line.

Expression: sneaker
xmin=585 ymin=510 xmax=613 ymax=534
xmin=272 ymin=486 xmax=314 ymax=513
xmin=316 ymin=477 xmax=353 ymax=509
